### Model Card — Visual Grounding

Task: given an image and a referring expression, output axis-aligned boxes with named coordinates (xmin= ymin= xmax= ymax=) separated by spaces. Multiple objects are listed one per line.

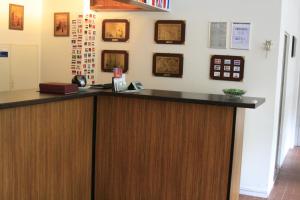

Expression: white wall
xmin=40 ymin=0 xmax=284 ymax=197
xmin=275 ymin=0 xmax=300 ymax=172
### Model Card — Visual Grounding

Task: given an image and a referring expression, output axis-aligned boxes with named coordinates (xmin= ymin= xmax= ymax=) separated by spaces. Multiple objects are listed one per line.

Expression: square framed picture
xmin=9 ymin=4 xmax=24 ymax=30
xmin=214 ymin=65 xmax=221 ymax=71
xmin=102 ymin=19 xmax=130 ymax=42
xmin=101 ymin=50 xmax=129 ymax=73
xmin=54 ymin=12 xmax=70 ymax=37
xmin=155 ymin=20 xmax=186 ymax=44
xmin=153 ymin=53 xmax=184 ymax=78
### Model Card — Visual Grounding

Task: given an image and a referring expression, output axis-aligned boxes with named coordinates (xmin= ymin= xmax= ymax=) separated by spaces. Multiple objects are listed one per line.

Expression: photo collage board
xmin=210 ymin=55 xmax=244 ymax=82
xmin=71 ymin=14 xmax=96 ymax=85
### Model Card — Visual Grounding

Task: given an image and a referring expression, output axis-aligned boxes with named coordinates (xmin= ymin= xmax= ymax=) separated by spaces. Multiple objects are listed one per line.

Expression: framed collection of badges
xmin=210 ymin=55 xmax=244 ymax=82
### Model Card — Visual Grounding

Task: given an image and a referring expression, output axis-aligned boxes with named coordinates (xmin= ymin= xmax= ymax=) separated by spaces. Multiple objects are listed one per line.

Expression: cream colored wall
xmin=40 ymin=0 xmax=286 ymax=198
xmin=0 ymin=0 xmax=42 ymax=91
xmin=0 ymin=0 xmax=42 ymax=45
xmin=41 ymin=0 xmax=84 ymax=83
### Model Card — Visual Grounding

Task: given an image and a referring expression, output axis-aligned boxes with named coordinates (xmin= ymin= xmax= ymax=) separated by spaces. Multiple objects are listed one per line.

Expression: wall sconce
xmin=264 ymin=40 xmax=272 ymax=58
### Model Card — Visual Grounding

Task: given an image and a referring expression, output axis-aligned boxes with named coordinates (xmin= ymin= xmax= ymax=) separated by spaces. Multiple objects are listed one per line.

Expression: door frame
xmin=295 ymin=70 xmax=300 ymax=147
xmin=274 ymin=32 xmax=290 ymax=180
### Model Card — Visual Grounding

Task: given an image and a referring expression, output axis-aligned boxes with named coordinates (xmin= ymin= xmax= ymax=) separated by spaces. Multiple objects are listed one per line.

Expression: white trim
xmin=240 ymin=187 xmax=269 ymax=198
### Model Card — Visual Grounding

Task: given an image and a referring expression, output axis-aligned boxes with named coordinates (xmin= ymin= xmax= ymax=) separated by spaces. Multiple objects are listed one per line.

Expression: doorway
xmin=296 ymin=69 xmax=300 ymax=147
xmin=274 ymin=33 xmax=290 ymax=180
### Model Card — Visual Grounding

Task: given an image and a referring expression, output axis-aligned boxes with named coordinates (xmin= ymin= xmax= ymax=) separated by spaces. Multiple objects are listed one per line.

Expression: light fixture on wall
xmin=264 ymin=40 xmax=272 ymax=58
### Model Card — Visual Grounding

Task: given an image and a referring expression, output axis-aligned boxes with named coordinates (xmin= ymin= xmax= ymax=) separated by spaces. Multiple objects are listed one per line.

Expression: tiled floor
xmin=239 ymin=147 xmax=300 ymax=200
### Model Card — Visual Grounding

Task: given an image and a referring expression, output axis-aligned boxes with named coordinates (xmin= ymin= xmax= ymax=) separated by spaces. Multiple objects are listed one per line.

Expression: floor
xmin=239 ymin=147 xmax=300 ymax=200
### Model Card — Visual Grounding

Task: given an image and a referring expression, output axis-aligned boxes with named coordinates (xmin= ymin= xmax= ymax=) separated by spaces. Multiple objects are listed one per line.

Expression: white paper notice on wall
xmin=209 ymin=22 xmax=227 ymax=49
xmin=231 ymin=22 xmax=251 ymax=50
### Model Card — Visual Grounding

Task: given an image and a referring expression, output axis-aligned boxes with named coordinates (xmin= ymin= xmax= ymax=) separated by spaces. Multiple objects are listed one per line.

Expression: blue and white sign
xmin=0 ymin=51 xmax=8 ymax=57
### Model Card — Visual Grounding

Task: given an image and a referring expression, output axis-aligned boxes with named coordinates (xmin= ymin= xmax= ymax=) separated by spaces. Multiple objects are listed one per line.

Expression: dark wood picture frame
xmin=153 ymin=53 xmax=184 ymax=78
xmin=54 ymin=12 xmax=70 ymax=37
xmin=101 ymin=50 xmax=129 ymax=73
xmin=155 ymin=20 xmax=186 ymax=44
xmin=102 ymin=19 xmax=130 ymax=42
xmin=210 ymin=55 xmax=245 ymax=82
xmin=292 ymin=36 xmax=297 ymax=58
xmin=9 ymin=4 xmax=24 ymax=30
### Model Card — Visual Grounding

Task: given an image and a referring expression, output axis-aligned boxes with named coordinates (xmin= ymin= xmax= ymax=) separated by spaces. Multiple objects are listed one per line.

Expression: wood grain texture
xmin=91 ymin=0 xmax=141 ymax=10
xmin=95 ymin=95 xmax=235 ymax=200
xmin=230 ymin=108 xmax=246 ymax=200
xmin=0 ymin=97 xmax=93 ymax=200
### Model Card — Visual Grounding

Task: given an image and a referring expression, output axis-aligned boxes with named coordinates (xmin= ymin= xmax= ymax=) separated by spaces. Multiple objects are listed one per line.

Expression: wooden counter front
xmin=95 ymin=95 xmax=244 ymax=200
xmin=0 ymin=97 xmax=94 ymax=200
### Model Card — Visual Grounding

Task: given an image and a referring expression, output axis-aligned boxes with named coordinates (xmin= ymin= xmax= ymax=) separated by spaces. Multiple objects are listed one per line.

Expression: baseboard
xmin=240 ymin=187 xmax=269 ymax=198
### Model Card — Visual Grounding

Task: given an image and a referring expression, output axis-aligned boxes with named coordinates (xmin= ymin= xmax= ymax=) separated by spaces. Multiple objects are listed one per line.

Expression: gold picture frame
xmin=155 ymin=20 xmax=186 ymax=44
xmin=102 ymin=19 xmax=130 ymax=42
xmin=54 ymin=12 xmax=70 ymax=37
xmin=153 ymin=53 xmax=184 ymax=78
xmin=9 ymin=4 xmax=24 ymax=30
xmin=101 ymin=50 xmax=129 ymax=73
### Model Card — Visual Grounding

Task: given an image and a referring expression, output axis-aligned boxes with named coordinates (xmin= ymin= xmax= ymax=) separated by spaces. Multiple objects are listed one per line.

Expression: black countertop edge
xmin=0 ymin=89 xmax=265 ymax=110
xmin=0 ymin=90 xmax=98 ymax=110
xmin=97 ymin=89 xmax=265 ymax=109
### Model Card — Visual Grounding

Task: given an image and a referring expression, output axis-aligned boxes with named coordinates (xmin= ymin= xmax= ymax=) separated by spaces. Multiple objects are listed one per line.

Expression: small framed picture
xmin=214 ymin=65 xmax=221 ymax=71
xmin=224 ymin=72 xmax=231 ymax=78
xmin=214 ymin=72 xmax=221 ymax=77
xmin=101 ymin=50 xmax=129 ymax=73
xmin=224 ymin=66 xmax=231 ymax=71
xmin=224 ymin=59 xmax=231 ymax=65
xmin=9 ymin=4 xmax=24 ymax=30
xmin=214 ymin=59 xmax=222 ymax=64
xmin=155 ymin=20 xmax=186 ymax=44
xmin=54 ymin=13 xmax=70 ymax=37
xmin=234 ymin=60 xmax=241 ymax=65
xmin=233 ymin=73 xmax=240 ymax=78
xmin=233 ymin=66 xmax=240 ymax=72
xmin=102 ymin=19 xmax=130 ymax=42
xmin=153 ymin=53 xmax=184 ymax=78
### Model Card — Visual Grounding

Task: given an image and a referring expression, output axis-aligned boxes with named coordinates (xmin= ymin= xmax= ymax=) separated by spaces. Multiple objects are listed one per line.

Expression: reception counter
xmin=0 ymin=89 xmax=265 ymax=200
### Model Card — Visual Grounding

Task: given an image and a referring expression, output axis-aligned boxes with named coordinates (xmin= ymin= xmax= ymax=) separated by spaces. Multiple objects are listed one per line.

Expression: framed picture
xmin=101 ymin=50 xmax=129 ymax=73
xmin=155 ymin=20 xmax=186 ymax=44
xmin=54 ymin=12 xmax=70 ymax=37
xmin=210 ymin=55 xmax=245 ymax=82
xmin=102 ymin=19 xmax=130 ymax=42
xmin=153 ymin=53 xmax=184 ymax=78
xmin=292 ymin=36 xmax=297 ymax=58
xmin=231 ymin=22 xmax=251 ymax=50
xmin=9 ymin=4 xmax=24 ymax=30
xmin=209 ymin=22 xmax=227 ymax=49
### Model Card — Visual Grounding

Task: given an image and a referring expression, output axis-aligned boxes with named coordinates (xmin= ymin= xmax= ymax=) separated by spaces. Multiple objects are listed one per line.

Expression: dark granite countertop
xmin=0 ymin=89 xmax=265 ymax=110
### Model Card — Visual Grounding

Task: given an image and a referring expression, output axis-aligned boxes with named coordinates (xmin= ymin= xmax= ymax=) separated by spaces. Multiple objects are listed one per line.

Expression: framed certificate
xmin=231 ymin=22 xmax=251 ymax=50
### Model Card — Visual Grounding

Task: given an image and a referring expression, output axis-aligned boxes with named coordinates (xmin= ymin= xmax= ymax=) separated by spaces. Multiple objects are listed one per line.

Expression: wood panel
xmin=0 ymin=97 xmax=94 ymax=200
xmin=230 ymin=108 xmax=246 ymax=200
xmin=91 ymin=0 xmax=141 ymax=10
xmin=90 ymin=0 xmax=169 ymax=11
xmin=95 ymin=96 xmax=235 ymax=200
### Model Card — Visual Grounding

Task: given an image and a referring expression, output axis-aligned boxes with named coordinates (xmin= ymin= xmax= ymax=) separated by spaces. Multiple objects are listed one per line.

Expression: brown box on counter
xmin=39 ymin=83 xmax=79 ymax=94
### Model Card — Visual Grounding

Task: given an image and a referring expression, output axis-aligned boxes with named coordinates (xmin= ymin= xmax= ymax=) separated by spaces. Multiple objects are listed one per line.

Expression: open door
xmin=274 ymin=33 xmax=290 ymax=180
